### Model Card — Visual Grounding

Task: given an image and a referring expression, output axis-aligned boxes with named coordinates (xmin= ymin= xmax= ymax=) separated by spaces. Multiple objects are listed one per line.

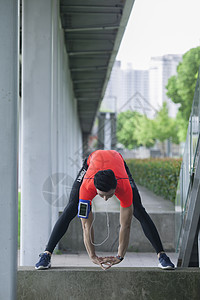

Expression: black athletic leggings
xmin=45 ymin=159 xmax=164 ymax=254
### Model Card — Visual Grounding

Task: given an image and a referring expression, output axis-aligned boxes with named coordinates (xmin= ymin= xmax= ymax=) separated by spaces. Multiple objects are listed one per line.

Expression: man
xmin=35 ymin=150 xmax=175 ymax=270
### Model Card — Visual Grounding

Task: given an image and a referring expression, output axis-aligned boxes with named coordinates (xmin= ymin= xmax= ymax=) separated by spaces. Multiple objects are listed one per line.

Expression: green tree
xmin=134 ymin=115 xmax=156 ymax=148
xmin=117 ymin=104 xmax=179 ymax=151
xmin=117 ymin=110 xmax=142 ymax=149
xmin=166 ymin=46 xmax=200 ymax=122
xmin=154 ymin=102 xmax=179 ymax=154
xmin=175 ymin=111 xmax=188 ymax=142
xmin=117 ymin=110 xmax=157 ymax=149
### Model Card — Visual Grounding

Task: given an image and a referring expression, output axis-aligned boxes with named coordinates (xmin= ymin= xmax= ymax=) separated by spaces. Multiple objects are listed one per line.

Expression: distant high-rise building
xmin=149 ymin=54 xmax=182 ymax=118
xmin=101 ymin=54 xmax=182 ymax=119
xmin=102 ymin=61 xmax=150 ymax=114
xmin=101 ymin=61 xmax=123 ymax=112
xmin=132 ymin=69 xmax=149 ymax=115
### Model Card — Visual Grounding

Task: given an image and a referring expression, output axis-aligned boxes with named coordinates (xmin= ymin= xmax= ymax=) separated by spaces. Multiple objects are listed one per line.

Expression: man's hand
xmin=102 ymin=256 xmax=122 ymax=268
xmin=91 ymin=255 xmax=113 ymax=270
xmin=91 ymin=256 xmax=122 ymax=270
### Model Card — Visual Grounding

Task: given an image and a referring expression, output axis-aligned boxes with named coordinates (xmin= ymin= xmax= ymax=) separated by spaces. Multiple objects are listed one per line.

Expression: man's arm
xmin=118 ymin=204 xmax=133 ymax=258
xmin=81 ymin=211 xmax=95 ymax=259
xmin=101 ymin=204 xmax=133 ymax=268
xmin=81 ymin=211 xmax=109 ymax=270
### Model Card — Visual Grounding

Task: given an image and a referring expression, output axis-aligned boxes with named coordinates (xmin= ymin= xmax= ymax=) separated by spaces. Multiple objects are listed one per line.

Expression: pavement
xmin=18 ymin=185 xmax=178 ymax=268
xmin=50 ymin=251 xmax=178 ymax=268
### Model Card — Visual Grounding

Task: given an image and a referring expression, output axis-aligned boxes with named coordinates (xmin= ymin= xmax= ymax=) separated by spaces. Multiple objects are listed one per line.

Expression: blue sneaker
xmin=158 ymin=253 xmax=175 ymax=270
xmin=35 ymin=252 xmax=51 ymax=270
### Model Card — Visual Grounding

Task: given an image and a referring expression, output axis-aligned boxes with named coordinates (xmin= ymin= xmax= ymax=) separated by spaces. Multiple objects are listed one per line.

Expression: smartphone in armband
xmin=78 ymin=200 xmax=91 ymax=219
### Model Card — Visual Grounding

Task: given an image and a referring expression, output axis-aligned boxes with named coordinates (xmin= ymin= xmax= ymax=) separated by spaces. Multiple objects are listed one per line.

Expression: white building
xmin=102 ymin=54 xmax=182 ymax=118
xmin=102 ymin=61 xmax=149 ymax=114
xmin=101 ymin=61 xmax=123 ymax=112
xmin=149 ymin=54 xmax=182 ymax=118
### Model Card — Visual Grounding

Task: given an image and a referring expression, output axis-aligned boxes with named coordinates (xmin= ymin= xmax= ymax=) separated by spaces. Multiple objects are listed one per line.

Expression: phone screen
xmin=79 ymin=203 xmax=87 ymax=217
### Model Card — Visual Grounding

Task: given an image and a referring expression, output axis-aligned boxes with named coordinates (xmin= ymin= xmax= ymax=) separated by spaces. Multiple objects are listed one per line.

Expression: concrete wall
xmin=17 ymin=267 xmax=200 ymax=300
xmin=59 ymin=212 xmax=175 ymax=253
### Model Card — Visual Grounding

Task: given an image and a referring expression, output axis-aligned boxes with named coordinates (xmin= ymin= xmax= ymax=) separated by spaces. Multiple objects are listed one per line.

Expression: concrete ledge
xmin=18 ymin=267 xmax=200 ymax=300
xmin=59 ymin=212 xmax=175 ymax=252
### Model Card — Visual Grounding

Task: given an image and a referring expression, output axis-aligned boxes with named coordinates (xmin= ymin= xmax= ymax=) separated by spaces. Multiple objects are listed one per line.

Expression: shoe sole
xmin=158 ymin=263 xmax=175 ymax=270
xmin=35 ymin=263 xmax=51 ymax=270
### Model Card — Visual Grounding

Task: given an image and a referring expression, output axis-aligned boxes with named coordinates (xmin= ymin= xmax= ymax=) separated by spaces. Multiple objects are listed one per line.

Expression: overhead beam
xmin=68 ymin=50 xmax=112 ymax=56
xmin=75 ymin=88 xmax=102 ymax=92
xmin=65 ymin=31 xmax=117 ymax=38
xmin=77 ymin=97 xmax=100 ymax=101
xmin=70 ymin=66 xmax=108 ymax=72
xmin=73 ymin=79 xmax=103 ymax=83
xmin=60 ymin=5 xmax=123 ymax=14
xmin=64 ymin=26 xmax=119 ymax=32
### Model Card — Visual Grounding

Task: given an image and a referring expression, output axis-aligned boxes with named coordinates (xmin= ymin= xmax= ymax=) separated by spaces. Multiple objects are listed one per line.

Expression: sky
xmin=116 ymin=0 xmax=200 ymax=69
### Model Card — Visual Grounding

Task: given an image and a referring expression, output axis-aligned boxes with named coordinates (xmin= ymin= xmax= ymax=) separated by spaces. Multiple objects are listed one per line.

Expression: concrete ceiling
xmin=60 ymin=0 xmax=135 ymax=134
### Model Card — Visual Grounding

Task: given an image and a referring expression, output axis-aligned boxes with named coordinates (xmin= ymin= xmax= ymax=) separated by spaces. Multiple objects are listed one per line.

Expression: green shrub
xmin=126 ymin=158 xmax=182 ymax=204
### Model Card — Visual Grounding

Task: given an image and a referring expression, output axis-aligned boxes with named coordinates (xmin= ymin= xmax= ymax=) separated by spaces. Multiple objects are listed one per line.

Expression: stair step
xmin=18 ymin=267 xmax=200 ymax=300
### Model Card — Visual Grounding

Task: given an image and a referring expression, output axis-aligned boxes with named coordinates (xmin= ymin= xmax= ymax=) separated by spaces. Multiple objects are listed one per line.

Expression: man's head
xmin=94 ymin=169 xmax=117 ymax=192
xmin=94 ymin=169 xmax=117 ymax=201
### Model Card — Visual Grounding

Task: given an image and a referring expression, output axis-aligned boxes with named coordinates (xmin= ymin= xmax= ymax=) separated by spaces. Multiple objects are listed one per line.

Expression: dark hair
xmin=94 ymin=169 xmax=117 ymax=192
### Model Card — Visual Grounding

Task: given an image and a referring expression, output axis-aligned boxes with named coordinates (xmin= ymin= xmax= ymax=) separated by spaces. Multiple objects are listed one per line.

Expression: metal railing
xmin=175 ymin=67 xmax=200 ymax=251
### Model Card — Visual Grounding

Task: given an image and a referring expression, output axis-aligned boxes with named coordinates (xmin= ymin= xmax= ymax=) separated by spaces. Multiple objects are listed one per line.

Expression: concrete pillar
xmin=97 ymin=112 xmax=116 ymax=150
xmin=20 ymin=0 xmax=53 ymax=265
xmin=110 ymin=113 xmax=117 ymax=150
xmin=104 ymin=113 xmax=112 ymax=149
xmin=82 ymin=133 xmax=89 ymax=157
xmin=50 ymin=0 xmax=59 ymax=228
xmin=60 ymin=43 xmax=66 ymax=209
xmin=98 ymin=112 xmax=106 ymax=149
xmin=63 ymin=60 xmax=68 ymax=181
xmin=58 ymin=45 xmax=65 ymax=209
xmin=0 ymin=0 xmax=19 ymax=298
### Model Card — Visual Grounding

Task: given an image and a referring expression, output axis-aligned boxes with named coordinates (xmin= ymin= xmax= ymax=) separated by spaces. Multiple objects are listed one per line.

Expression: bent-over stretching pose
xmin=35 ymin=150 xmax=175 ymax=270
